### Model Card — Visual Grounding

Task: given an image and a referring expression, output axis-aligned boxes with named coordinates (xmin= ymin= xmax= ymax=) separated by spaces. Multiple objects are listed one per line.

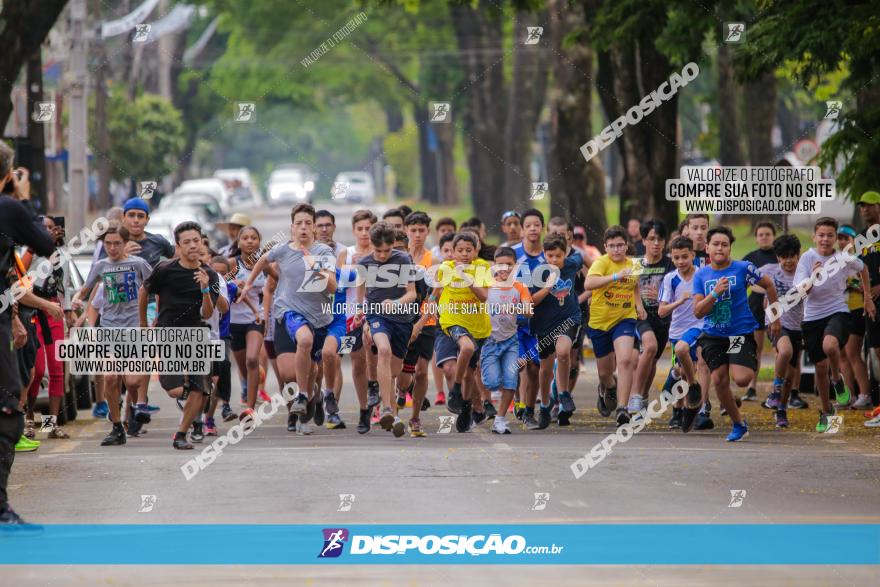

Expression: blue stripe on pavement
xmin=1 ymin=524 xmax=878 ymax=564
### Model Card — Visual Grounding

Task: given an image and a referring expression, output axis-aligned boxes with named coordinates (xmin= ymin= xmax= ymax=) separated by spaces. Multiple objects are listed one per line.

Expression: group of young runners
xmin=16 ymin=193 xmax=880 ymax=453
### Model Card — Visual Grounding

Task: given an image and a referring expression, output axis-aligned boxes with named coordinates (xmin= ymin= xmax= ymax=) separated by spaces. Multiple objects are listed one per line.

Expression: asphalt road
xmin=7 ymin=357 xmax=879 ymax=585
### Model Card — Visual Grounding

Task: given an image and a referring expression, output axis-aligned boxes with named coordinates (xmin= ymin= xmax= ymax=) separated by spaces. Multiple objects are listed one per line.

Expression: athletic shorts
xmin=770 ymin=327 xmax=803 ymax=368
xmin=748 ymin=293 xmax=767 ymax=331
xmin=403 ymin=325 xmax=438 ymax=373
xmin=367 ymin=315 xmax=413 ymax=360
xmin=802 ymin=312 xmax=849 ymax=364
xmin=533 ymin=322 xmax=581 ymax=360
xmin=669 ymin=327 xmax=702 ymax=362
xmin=698 ymin=333 xmax=758 ymax=372
xmin=230 ymin=321 xmax=265 ymax=352
xmin=573 ymin=320 xmax=587 ymax=350
xmin=346 ymin=325 xmax=365 ymax=353
xmin=159 ymin=373 xmax=210 ymax=395
xmin=587 ymin=318 xmax=636 ymax=359
xmin=274 ymin=313 xmax=328 ymax=363
xmin=635 ymin=315 xmax=670 ymax=360
xmin=326 ymin=314 xmax=347 ymax=345
xmin=849 ymin=308 xmax=866 ymax=339
xmin=516 ymin=327 xmax=540 ymax=366
xmin=434 ymin=327 xmax=484 ymax=370
xmin=264 ymin=340 xmax=277 ymax=360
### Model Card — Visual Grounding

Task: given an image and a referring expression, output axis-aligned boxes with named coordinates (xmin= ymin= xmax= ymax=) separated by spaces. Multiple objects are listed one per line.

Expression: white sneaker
xmin=852 ymin=395 xmax=873 ymax=410
xmin=296 ymin=421 xmax=313 ymax=435
xmin=627 ymin=395 xmax=643 ymax=415
xmin=491 ymin=417 xmax=511 ymax=435
xmin=864 ymin=414 xmax=880 ymax=428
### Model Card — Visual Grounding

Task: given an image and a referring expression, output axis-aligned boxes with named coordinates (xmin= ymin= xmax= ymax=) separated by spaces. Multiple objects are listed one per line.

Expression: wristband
xmin=612 ymin=273 xmax=618 ymax=282
xmin=710 ymin=291 xmax=719 ymax=300
xmin=201 ymin=287 xmax=211 ymax=294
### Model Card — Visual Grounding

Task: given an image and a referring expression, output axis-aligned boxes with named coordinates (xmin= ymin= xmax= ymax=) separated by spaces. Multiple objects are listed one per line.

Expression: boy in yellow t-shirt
xmin=585 ymin=225 xmax=647 ymax=428
xmin=430 ymin=232 xmax=492 ymax=432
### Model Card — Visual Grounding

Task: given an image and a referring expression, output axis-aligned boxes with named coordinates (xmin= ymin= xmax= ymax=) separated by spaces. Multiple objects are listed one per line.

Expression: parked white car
xmin=175 ymin=178 xmax=253 ymax=213
xmin=267 ymin=168 xmax=314 ymax=205
xmin=332 ymin=171 xmax=375 ymax=204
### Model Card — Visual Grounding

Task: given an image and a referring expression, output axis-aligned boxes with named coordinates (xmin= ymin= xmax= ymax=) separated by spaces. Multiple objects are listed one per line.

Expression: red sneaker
xmin=866 ymin=405 xmax=880 ymax=419
xmin=435 ymin=391 xmax=446 ymax=405
xmin=258 ymin=390 xmax=272 ymax=403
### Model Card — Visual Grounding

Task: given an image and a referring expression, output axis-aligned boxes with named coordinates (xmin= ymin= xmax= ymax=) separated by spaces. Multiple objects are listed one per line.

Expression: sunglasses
xmin=502 ymin=211 xmax=521 ymax=221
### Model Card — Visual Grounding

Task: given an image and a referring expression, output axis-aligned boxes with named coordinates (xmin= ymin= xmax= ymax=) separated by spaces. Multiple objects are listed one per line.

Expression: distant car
xmin=214 ymin=168 xmax=263 ymax=204
xmin=148 ymin=205 xmax=227 ymax=248
xmin=159 ymin=192 xmax=224 ymax=224
xmin=175 ymin=178 xmax=252 ymax=213
xmin=267 ymin=168 xmax=314 ymax=205
xmin=332 ymin=171 xmax=375 ymax=204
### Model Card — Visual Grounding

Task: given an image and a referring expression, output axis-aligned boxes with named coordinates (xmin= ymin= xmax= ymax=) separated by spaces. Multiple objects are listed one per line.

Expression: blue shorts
xmin=275 ymin=313 xmax=328 ymax=363
xmin=587 ymin=318 xmax=636 ymax=359
xmin=367 ymin=315 xmax=413 ymax=360
xmin=669 ymin=327 xmax=701 ymax=362
xmin=517 ymin=327 xmax=540 ymax=366
xmin=327 ymin=314 xmax=347 ymax=344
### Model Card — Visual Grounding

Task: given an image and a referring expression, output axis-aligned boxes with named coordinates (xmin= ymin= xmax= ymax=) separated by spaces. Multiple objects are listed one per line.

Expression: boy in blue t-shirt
xmin=693 ymin=226 xmax=780 ymax=442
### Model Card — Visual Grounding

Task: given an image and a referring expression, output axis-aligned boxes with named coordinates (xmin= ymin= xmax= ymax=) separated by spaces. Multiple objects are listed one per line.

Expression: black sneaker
xmin=693 ymin=411 xmax=715 ymax=430
xmin=302 ymin=395 xmax=316 ymax=424
xmin=788 ymin=390 xmax=809 ymax=409
xmin=681 ymin=407 xmax=698 ymax=433
xmin=127 ymin=415 xmax=144 ymax=438
xmin=523 ymin=413 xmax=540 ymax=430
xmin=447 ymin=383 xmax=464 ymax=415
xmin=558 ymin=409 xmax=571 ymax=426
xmin=287 ymin=412 xmax=298 ymax=431
xmin=686 ymin=383 xmax=702 ymax=409
xmin=100 ymin=425 xmax=126 ymax=446
xmin=741 ymin=387 xmax=758 ymax=402
xmin=421 ymin=397 xmax=431 ymax=411
xmin=456 ymin=400 xmax=473 ymax=432
xmin=605 ymin=386 xmax=618 ymax=411
xmin=191 ymin=422 xmax=205 ymax=443
xmin=597 ymin=384 xmax=612 ymax=418
xmin=483 ymin=400 xmax=497 ymax=419
xmin=472 ymin=410 xmax=487 ymax=426
xmin=173 ymin=435 xmax=193 ymax=450
xmin=668 ymin=407 xmax=683 ymax=429
xmin=221 ymin=403 xmax=237 ymax=422
xmin=357 ymin=408 xmax=371 ymax=434
xmin=313 ymin=395 xmax=325 ymax=427
xmin=367 ymin=381 xmax=381 ymax=408
xmin=615 ymin=409 xmax=630 ymax=428
xmin=537 ymin=406 xmax=551 ymax=430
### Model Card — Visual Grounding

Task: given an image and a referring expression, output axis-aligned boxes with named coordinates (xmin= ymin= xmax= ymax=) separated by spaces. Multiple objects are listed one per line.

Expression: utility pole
xmin=25 ymin=50 xmax=48 ymax=214
xmin=68 ymin=0 xmax=89 ymax=237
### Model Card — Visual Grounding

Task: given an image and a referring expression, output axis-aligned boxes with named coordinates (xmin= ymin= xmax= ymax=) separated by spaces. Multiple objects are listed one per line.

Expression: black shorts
xmin=274 ymin=315 xmax=327 ymax=362
xmin=230 ymin=322 xmax=265 ymax=352
xmin=771 ymin=328 xmax=803 ymax=367
xmin=748 ymin=293 xmax=766 ymax=331
xmin=367 ymin=315 xmax=413 ymax=360
xmin=634 ymin=315 xmax=670 ymax=360
xmin=403 ymin=325 xmax=438 ymax=373
xmin=698 ymin=333 xmax=758 ymax=372
xmin=573 ymin=321 xmax=587 ymax=351
xmin=434 ymin=327 xmax=483 ymax=370
xmin=849 ymin=308 xmax=866 ymax=339
xmin=802 ymin=312 xmax=849 ymax=364
xmin=159 ymin=373 xmax=210 ymax=395
xmin=534 ymin=322 xmax=581 ymax=360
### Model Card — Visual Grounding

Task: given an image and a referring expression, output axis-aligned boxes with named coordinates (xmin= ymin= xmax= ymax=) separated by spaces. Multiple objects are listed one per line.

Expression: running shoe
xmin=23 ymin=420 xmax=35 ymax=440
xmin=741 ymin=387 xmax=758 ymax=402
xmin=615 ymin=409 xmax=630 ymax=428
xmin=775 ymin=409 xmax=789 ymax=428
xmin=100 ymin=425 xmax=126 ymax=446
xmin=303 ymin=395 xmax=316 ymax=424
xmin=422 ymin=397 xmax=431 ymax=411
xmin=864 ymin=414 xmax=880 ymax=428
xmin=409 ymin=418 xmax=426 ymax=437
xmin=323 ymin=390 xmax=339 ymax=415
xmin=726 ymin=420 xmax=749 ymax=442
xmin=491 ymin=417 xmax=511 ymax=435
xmin=788 ymin=390 xmax=809 ymax=409
xmin=680 ymin=408 xmax=698 ymax=433
xmin=221 ymin=403 xmax=237 ymax=422
xmin=686 ymin=383 xmax=702 ymax=410
xmin=14 ymin=436 xmax=38 ymax=452
xmin=296 ymin=421 xmax=313 ymax=435
xmin=396 ymin=388 xmax=407 ymax=409
xmin=605 ymin=385 xmax=618 ymax=411
xmin=145 ymin=403 xmax=161 ymax=413
xmin=313 ymin=395 xmax=325 ymax=427
xmin=668 ymin=408 xmax=683 ymax=429
xmin=92 ymin=401 xmax=109 ymax=419
xmin=290 ymin=392 xmax=308 ymax=415
xmin=357 ymin=409 xmax=371 ymax=434
xmin=173 ymin=435 xmax=193 ymax=450
xmin=559 ymin=391 xmax=576 ymax=414
xmin=446 ymin=384 xmax=464 ymax=415
xmin=134 ymin=403 xmax=152 ymax=424
xmin=127 ymin=416 xmax=144 ymax=438
xmin=204 ymin=418 xmax=219 ymax=436
xmin=537 ymin=405 xmax=551 ymax=430
xmin=514 ymin=402 xmax=526 ymax=420
xmin=763 ymin=390 xmax=782 ymax=410
xmin=287 ymin=411 xmax=298 ymax=432
xmin=693 ymin=412 xmax=714 ymax=431
xmin=851 ymin=395 xmax=872 ymax=410
xmin=627 ymin=395 xmax=643 ymax=415
xmin=191 ymin=422 xmax=205 ymax=443
xmin=0 ymin=505 xmax=34 ymax=526
xmin=816 ymin=412 xmax=830 ymax=433
xmin=326 ymin=413 xmax=346 ymax=429
xmin=832 ymin=379 xmax=851 ymax=406
xmin=456 ymin=400 xmax=473 ymax=432
xmin=550 ymin=403 xmax=560 ymax=424
xmin=392 ymin=417 xmax=406 ymax=438
xmin=258 ymin=390 xmax=272 ymax=403
xmin=379 ymin=407 xmax=395 ymax=431
xmin=47 ymin=426 xmax=70 ymax=439
xmin=523 ymin=413 xmax=540 ymax=430
xmin=596 ymin=383 xmax=611 ymax=418
xmin=866 ymin=406 xmax=880 ymax=419
xmin=367 ymin=381 xmax=381 ymax=408
xmin=472 ymin=409 xmax=487 ymax=426
xmin=435 ymin=391 xmax=446 ymax=405
xmin=483 ymin=400 xmax=497 ymax=419
xmin=371 ymin=406 xmax=381 ymax=426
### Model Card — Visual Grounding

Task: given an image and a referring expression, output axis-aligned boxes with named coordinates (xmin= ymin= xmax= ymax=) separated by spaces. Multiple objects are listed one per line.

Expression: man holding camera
xmin=0 ymin=141 xmax=56 ymax=525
